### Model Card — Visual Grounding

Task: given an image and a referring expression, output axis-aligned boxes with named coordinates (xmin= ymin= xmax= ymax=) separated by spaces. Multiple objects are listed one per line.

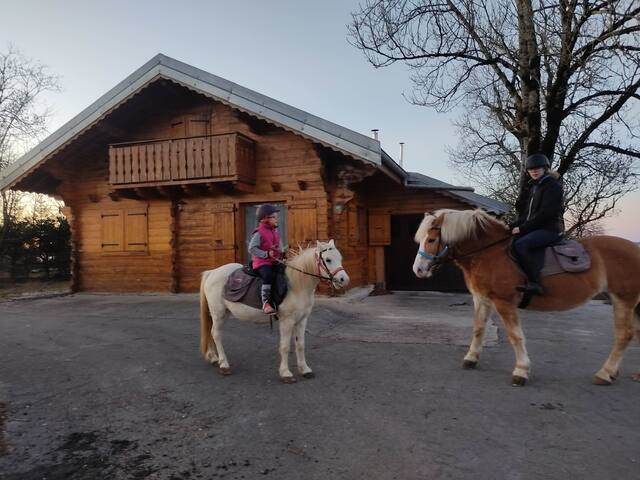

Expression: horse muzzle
xmin=332 ymin=271 xmax=350 ymax=289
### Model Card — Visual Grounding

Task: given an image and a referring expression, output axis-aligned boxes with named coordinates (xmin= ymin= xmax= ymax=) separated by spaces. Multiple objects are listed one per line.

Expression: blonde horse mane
xmin=284 ymin=245 xmax=320 ymax=289
xmin=415 ymin=209 xmax=505 ymax=245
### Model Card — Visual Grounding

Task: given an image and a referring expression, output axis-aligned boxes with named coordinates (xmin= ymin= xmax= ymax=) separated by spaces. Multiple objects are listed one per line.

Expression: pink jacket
xmin=251 ymin=222 xmax=281 ymax=269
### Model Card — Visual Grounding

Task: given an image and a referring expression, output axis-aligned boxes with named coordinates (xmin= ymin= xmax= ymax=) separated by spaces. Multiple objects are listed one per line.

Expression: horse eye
xmin=326 ymin=258 xmax=332 ymax=263
xmin=427 ymin=239 xmax=436 ymax=243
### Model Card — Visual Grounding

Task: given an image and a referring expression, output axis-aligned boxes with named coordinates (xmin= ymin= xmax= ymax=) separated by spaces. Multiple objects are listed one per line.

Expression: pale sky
xmin=1 ymin=0 xmax=638 ymax=240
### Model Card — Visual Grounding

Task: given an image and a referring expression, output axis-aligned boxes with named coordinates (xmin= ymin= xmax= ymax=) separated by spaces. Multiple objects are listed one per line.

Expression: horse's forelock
xmin=415 ymin=213 xmax=435 ymax=243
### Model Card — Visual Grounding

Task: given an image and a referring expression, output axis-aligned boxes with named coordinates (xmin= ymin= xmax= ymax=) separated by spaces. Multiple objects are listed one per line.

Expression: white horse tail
xmin=200 ymin=270 xmax=213 ymax=356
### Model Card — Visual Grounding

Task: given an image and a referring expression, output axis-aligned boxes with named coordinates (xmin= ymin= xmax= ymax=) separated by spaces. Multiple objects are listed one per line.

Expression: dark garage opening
xmin=385 ymin=214 xmax=468 ymax=292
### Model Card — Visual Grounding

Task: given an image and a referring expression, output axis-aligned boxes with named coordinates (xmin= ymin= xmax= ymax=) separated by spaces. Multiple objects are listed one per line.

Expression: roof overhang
xmin=1 ymin=54 xmax=382 ymax=192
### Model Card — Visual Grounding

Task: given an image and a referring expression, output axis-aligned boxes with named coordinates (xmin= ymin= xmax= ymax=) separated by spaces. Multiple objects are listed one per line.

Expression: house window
xmin=101 ymin=207 xmax=148 ymax=253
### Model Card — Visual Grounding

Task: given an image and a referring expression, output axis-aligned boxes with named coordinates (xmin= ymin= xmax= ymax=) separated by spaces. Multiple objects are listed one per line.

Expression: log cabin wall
xmin=48 ymin=92 xmax=329 ymax=292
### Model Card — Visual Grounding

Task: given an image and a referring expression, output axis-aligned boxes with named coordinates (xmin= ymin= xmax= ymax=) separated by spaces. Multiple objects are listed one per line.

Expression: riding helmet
xmin=256 ymin=204 xmax=278 ymax=221
xmin=525 ymin=153 xmax=550 ymax=170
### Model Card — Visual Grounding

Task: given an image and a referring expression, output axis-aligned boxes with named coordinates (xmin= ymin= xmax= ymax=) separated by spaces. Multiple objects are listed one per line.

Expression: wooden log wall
xmin=329 ymin=173 xmax=471 ymax=289
xmin=46 ymin=96 xmax=329 ymax=292
xmin=175 ymin=104 xmax=329 ymax=291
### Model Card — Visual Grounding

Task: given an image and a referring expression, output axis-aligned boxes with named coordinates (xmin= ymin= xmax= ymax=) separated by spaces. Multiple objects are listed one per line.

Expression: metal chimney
xmin=371 ymin=129 xmax=379 ymax=140
xmin=399 ymin=142 xmax=405 ymax=167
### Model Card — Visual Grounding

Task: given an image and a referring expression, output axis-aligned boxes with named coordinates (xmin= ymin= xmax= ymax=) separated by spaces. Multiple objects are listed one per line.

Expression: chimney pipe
xmin=399 ymin=142 xmax=405 ymax=167
xmin=371 ymin=129 xmax=379 ymax=140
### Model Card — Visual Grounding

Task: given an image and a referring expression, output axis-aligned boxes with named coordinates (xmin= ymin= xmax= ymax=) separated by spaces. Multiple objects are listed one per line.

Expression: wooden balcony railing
xmin=109 ymin=133 xmax=255 ymax=188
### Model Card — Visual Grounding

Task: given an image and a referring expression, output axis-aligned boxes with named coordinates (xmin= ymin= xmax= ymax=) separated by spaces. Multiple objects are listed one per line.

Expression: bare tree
xmin=349 ymin=0 xmax=640 ymax=234
xmin=0 ymin=45 xmax=59 ymax=250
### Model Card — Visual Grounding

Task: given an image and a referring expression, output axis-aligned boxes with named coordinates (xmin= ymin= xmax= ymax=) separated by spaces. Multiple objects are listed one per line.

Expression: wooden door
xmin=288 ymin=201 xmax=317 ymax=248
xmin=212 ymin=203 xmax=236 ymax=266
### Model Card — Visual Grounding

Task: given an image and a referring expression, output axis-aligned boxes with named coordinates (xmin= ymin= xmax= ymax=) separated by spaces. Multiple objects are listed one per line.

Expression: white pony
xmin=199 ymin=240 xmax=349 ymax=383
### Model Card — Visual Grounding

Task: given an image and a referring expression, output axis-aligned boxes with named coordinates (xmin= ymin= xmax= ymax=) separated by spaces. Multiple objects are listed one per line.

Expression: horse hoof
xmin=280 ymin=376 xmax=297 ymax=384
xmin=218 ymin=367 xmax=232 ymax=376
xmin=463 ymin=360 xmax=477 ymax=369
xmin=631 ymin=373 xmax=640 ymax=382
xmin=302 ymin=372 xmax=315 ymax=379
xmin=511 ymin=376 xmax=527 ymax=387
xmin=592 ymin=375 xmax=613 ymax=386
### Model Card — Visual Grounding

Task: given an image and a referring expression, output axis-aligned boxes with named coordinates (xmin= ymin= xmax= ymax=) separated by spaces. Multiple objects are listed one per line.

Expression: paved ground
xmin=0 ymin=291 xmax=639 ymax=480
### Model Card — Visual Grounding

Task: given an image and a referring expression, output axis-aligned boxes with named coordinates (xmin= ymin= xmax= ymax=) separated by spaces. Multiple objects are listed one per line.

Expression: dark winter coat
xmin=513 ymin=172 xmax=564 ymax=235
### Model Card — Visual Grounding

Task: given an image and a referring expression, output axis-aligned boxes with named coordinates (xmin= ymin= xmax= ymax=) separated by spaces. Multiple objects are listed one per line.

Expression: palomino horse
xmin=200 ymin=240 xmax=349 ymax=383
xmin=413 ymin=209 xmax=640 ymax=386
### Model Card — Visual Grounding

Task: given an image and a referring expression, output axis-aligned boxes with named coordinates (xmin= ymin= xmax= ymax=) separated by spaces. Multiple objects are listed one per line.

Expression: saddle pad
xmin=223 ymin=266 xmax=288 ymax=310
xmin=540 ymin=240 xmax=591 ymax=277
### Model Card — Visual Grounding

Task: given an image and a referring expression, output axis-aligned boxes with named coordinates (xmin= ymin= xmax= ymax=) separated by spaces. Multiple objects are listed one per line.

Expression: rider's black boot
xmin=516 ymin=281 xmax=544 ymax=295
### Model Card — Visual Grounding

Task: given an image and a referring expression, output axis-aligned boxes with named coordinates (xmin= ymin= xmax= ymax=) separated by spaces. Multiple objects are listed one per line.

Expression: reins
xmin=451 ymin=235 xmax=512 ymax=261
xmin=419 ymin=231 xmax=512 ymax=265
xmin=276 ymin=248 xmax=344 ymax=286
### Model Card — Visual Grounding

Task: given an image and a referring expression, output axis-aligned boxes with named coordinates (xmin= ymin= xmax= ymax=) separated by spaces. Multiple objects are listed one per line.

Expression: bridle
xmin=417 ymin=225 xmax=449 ymax=264
xmin=277 ymin=248 xmax=345 ymax=286
xmin=316 ymin=248 xmax=345 ymax=284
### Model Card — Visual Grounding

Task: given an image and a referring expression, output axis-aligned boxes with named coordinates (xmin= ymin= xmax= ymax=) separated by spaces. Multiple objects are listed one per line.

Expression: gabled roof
xmin=0 ymin=53 xmax=508 ymax=215
xmin=406 ymin=172 xmax=509 ymax=214
xmin=380 ymin=151 xmax=509 ymax=214
xmin=0 ymin=53 xmax=382 ymax=191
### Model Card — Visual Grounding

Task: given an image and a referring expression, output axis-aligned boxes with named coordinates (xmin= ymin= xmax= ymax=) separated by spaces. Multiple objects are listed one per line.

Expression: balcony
xmin=108 ymin=133 xmax=255 ymax=194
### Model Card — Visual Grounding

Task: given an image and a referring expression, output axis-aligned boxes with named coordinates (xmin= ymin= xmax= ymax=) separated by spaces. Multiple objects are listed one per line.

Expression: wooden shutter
xmin=212 ymin=203 xmax=236 ymax=266
xmin=288 ymin=201 xmax=317 ymax=247
xmin=125 ymin=208 xmax=148 ymax=251
xmin=101 ymin=211 xmax=124 ymax=252
xmin=368 ymin=211 xmax=391 ymax=246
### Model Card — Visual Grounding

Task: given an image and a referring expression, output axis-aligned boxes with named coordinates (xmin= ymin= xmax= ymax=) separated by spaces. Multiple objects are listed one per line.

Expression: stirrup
xmin=262 ymin=302 xmax=276 ymax=315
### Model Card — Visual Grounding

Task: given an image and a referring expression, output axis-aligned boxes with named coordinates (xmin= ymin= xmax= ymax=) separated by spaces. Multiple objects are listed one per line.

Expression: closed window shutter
xmin=125 ymin=208 xmax=148 ymax=251
xmin=288 ymin=201 xmax=317 ymax=247
xmin=368 ymin=211 xmax=391 ymax=246
xmin=102 ymin=211 xmax=124 ymax=252
xmin=212 ymin=204 xmax=236 ymax=266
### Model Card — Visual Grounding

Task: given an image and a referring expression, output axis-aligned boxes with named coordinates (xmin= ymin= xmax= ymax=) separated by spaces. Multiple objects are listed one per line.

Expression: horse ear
xmin=328 ymin=239 xmax=335 ymax=248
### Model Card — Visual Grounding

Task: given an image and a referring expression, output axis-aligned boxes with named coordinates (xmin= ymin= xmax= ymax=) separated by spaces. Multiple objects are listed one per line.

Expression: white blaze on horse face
xmin=413 ymin=238 xmax=433 ymax=278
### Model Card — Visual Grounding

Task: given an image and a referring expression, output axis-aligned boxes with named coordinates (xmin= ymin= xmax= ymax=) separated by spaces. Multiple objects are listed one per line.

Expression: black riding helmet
xmin=256 ymin=204 xmax=278 ymax=221
xmin=526 ymin=153 xmax=550 ymax=170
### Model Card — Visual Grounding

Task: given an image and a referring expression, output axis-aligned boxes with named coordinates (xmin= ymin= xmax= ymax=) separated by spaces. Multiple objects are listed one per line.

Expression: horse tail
xmin=199 ymin=271 xmax=213 ymax=356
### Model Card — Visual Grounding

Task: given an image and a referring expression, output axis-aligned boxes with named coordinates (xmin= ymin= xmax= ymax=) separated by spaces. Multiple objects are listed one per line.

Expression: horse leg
xmin=294 ymin=317 xmax=314 ymax=378
xmin=278 ymin=316 xmax=297 ymax=383
xmin=463 ymin=295 xmax=492 ymax=369
xmin=211 ymin=309 xmax=232 ymax=375
xmin=593 ymin=296 xmax=635 ymax=385
xmin=493 ymin=301 xmax=530 ymax=386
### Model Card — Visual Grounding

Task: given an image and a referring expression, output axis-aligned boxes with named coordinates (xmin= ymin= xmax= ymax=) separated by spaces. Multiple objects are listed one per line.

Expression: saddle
xmin=510 ymin=239 xmax=591 ymax=309
xmin=539 ymin=240 xmax=591 ymax=277
xmin=223 ymin=265 xmax=288 ymax=310
xmin=509 ymin=239 xmax=591 ymax=278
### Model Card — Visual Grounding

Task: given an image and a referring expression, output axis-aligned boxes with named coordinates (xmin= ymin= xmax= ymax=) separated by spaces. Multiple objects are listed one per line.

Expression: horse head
xmin=413 ymin=209 xmax=502 ymax=278
xmin=316 ymin=239 xmax=350 ymax=289
xmin=413 ymin=212 xmax=448 ymax=278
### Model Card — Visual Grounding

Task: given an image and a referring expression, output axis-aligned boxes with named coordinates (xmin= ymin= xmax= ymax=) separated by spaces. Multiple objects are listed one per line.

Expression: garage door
xmin=385 ymin=214 xmax=467 ymax=292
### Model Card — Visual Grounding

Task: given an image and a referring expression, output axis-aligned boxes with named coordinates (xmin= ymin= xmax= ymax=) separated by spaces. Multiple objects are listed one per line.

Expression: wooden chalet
xmin=0 ymin=55 xmax=507 ymax=293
